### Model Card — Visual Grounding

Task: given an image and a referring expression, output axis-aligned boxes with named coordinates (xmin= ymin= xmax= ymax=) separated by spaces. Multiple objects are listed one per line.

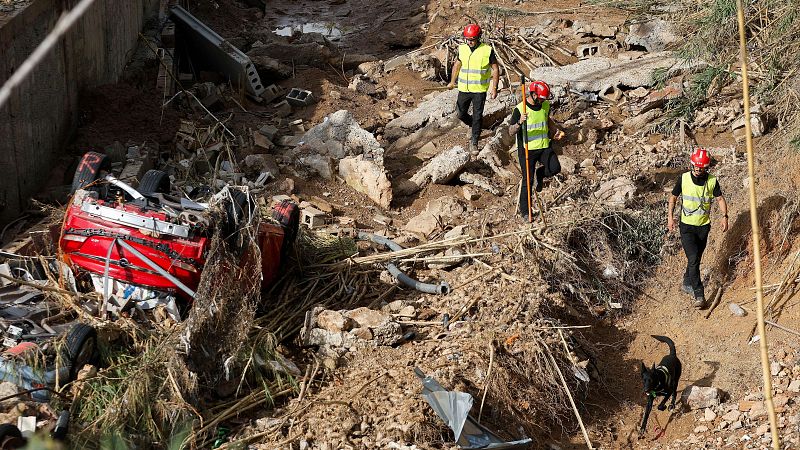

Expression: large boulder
xmin=339 ymin=156 xmax=392 ymax=209
xmin=681 ymin=386 xmax=724 ymax=410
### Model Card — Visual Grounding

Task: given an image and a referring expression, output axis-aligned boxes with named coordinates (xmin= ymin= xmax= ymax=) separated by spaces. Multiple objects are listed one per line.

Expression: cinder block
xmin=286 ymin=88 xmax=315 ymax=106
xmin=301 ymin=206 xmax=325 ymax=229
xmin=261 ymin=84 xmax=282 ymax=103
xmin=577 ymin=43 xmax=600 ymax=59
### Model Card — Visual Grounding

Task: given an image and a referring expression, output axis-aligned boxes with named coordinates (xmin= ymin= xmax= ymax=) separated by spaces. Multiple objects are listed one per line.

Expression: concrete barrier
xmin=0 ymin=0 xmax=159 ymax=226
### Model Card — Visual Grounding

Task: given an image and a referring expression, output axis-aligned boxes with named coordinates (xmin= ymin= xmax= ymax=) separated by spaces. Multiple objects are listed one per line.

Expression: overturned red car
xmin=59 ymin=152 xmax=297 ymax=318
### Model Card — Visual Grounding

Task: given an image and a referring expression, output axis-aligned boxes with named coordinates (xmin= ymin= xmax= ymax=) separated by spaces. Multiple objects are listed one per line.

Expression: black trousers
xmin=680 ymin=222 xmax=711 ymax=296
xmin=517 ymin=146 xmax=560 ymax=216
xmin=456 ymin=91 xmax=487 ymax=145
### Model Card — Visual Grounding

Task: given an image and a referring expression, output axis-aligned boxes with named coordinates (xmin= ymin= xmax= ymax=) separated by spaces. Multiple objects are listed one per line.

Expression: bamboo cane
xmin=736 ymin=1 xmax=780 ymax=448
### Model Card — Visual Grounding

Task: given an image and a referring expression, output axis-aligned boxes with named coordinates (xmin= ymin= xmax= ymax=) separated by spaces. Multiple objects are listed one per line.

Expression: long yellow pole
xmin=736 ymin=1 xmax=780 ymax=448
xmin=521 ymin=80 xmax=533 ymax=223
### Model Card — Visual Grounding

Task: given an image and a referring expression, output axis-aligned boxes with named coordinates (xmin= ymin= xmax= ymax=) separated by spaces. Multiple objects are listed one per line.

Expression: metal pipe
xmin=115 ymin=239 xmax=197 ymax=299
xmin=357 ymin=232 xmax=450 ymax=295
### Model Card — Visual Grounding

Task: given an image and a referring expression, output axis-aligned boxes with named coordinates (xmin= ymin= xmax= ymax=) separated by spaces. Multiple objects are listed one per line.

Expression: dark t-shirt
xmin=509 ymin=102 xmax=545 ymax=152
xmin=672 ymin=173 xmax=723 ymax=197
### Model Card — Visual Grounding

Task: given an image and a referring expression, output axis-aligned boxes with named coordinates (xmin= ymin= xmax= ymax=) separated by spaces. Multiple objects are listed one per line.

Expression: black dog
xmin=639 ymin=335 xmax=682 ymax=437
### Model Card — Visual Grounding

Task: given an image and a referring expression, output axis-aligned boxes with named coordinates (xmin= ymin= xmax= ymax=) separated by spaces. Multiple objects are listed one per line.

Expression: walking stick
xmin=520 ymin=77 xmax=548 ymax=228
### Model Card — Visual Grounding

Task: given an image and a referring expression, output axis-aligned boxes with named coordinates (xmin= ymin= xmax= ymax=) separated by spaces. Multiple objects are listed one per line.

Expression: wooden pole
xmin=736 ymin=1 xmax=780 ymax=448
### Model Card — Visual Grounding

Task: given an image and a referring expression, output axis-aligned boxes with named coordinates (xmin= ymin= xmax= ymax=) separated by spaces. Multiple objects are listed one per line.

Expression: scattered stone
xmin=729 ymin=302 xmax=747 ymax=316
xmin=404 ymin=211 xmax=438 ymax=235
xmin=558 ymin=155 xmax=579 ymax=174
xmin=625 ymin=19 xmax=679 ymax=52
xmin=459 ymin=172 xmax=501 ymax=196
xmin=462 ymin=185 xmax=479 ymax=201
xmin=0 ymin=382 xmax=18 ymax=407
xmin=580 ymin=158 xmax=595 ymax=169
xmin=348 ymin=74 xmax=377 ymax=95
xmin=693 ymin=425 xmax=709 ymax=433
xmin=398 ymin=305 xmax=415 ymax=317
xmin=722 ymin=410 xmax=741 ymax=422
xmin=682 ymin=386 xmax=723 ymax=410
xmin=426 ymin=196 xmax=465 ymax=219
xmin=622 ymin=108 xmax=664 ymax=134
xmin=299 ymin=154 xmax=334 ymax=179
xmin=593 ymin=177 xmax=636 ymax=207
xmin=279 ymin=177 xmax=295 ymax=193
xmin=703 ymin=408 xmax=717 ymax=422
xmin=415 ymin=142 xmax=439 ymax=160
xmin=345 ymin=307 xmax=390 ymax=329
xmin=772 ymin=361 xmax=782 ymax=376
xmin=787 ymin=379 xmax=800 ymax=393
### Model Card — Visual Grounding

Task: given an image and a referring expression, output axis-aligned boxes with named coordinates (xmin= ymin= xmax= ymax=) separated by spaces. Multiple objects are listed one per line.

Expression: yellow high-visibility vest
xmin=680 ymin=172 xmax=717 ymax=226
xmin=457 ymin=43 xmax=492 ymax=93
xmin=515 ymin=101 xmax=550 ymax=150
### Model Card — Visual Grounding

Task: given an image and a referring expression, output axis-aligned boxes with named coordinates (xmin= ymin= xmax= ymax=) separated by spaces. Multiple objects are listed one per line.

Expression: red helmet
xmin=690 ymin=148 xmax=711 ymax=168
xmin=528 ymin=80 xmax=551 ymax=100
xmin=463 ymin=24 xmax=482 ymax=39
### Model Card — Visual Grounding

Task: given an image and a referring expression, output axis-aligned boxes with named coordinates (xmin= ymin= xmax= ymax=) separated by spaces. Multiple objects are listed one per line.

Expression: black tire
xmin=222 ymin=189 xmax=255 ymax=252
xmin=138 ymin=169 xmax=171 ymax=195
xmin=63 ymin=323 xmax=98 ymax=381
xmin=71 ymin=152 xmax=110 ymax=194
xmin=0 ymin=423 xmax=24 ymax=449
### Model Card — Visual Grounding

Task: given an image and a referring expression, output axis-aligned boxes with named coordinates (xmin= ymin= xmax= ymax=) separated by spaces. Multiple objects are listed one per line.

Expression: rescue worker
xmin=446 ymin=23 xmax=500 ymax=154
xmin=667 ymin=148 xmax=729 ymax=308
xmin=508 ymin=80 xmax=565 ymax=218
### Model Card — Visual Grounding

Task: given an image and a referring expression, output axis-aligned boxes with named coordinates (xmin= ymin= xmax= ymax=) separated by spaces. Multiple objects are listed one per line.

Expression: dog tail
xmin=651 ymin=335 xmax=676 ymax=357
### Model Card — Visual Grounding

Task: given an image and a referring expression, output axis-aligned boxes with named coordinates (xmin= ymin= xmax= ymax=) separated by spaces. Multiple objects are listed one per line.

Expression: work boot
xmin=469 ymin=141 xmax=479 ymax=156
xmin=693 ymin=294 xmax=706 ymax=309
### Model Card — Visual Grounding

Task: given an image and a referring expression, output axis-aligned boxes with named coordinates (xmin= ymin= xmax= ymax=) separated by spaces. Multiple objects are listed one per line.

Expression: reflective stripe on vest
xmin=515 ymin=101 xmax=550 ymax=150
xmin=680 ymin=172 xmax=716 ymax=226
xmin=457 ymin=44 xmax=492 ymax=93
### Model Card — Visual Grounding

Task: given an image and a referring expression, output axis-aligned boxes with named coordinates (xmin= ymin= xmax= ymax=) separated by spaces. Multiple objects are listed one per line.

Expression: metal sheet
xmin=81 ymin=202 xmax=190 ymax=238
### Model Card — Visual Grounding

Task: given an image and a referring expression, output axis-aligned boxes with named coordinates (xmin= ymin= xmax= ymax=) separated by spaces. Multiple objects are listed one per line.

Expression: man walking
xmin=508 ymin=80 xmax=564 ymax=219
xmin=447 ymin=23 xmax=499 ymax=154
xmin=667 ymin=148 xmax=729 ymax=308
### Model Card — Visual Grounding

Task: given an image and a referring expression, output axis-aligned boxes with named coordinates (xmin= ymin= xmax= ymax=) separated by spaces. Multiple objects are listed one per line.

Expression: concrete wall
xmin=0 ymin=0 xmax=159 ymax=225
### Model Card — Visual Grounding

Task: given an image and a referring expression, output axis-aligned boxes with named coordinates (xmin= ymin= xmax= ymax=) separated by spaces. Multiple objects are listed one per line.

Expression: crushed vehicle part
xmin=0 ymin=323 xmax=98 ymax=402
xmin=414 ymin=368 xmax=533 ymax=449
xmin=60 ymin=152 xmax=299 ymax=311
xmin=170 ymin=5 xmax=265 ymax=98
xmin=358 ymin=232 xmax=450 ymax=295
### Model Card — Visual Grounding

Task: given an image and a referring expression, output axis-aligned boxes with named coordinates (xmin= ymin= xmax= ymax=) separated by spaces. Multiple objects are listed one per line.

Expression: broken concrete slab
xmin=301 ymin=110 xmax=385 ymax=162
xmin=626 ymin=19 xmax=679 ymax=52
xmin=407 ymin=145 xmax=470 ymax=194
xmin=404 ymin=210 xmax=439 ymax=236
xmin=299 ymin=154 xmax=335 ymax=179
xmin=478 ymin=127 xmax=515 ymax=181
xmin=427 ymin=196 xmax=465 ymax=218
xmin=338 ymin=155 xmax=393 ymax=209
xmin=530 ymin=52 xmax=685 ymax=94
xmin=572 ymin=21 xmax=618 ymax=38
xmin=247 ymin=54 xmax=293 ymax=80
xmin=622 ymin=108 xmax=663 ymax=134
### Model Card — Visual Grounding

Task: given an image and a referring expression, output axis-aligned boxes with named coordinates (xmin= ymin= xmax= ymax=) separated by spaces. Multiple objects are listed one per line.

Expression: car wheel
xmin=63 ymin=324 xmax=98 ymax=381
xmin=0 ymin=423 xmax=25 ymax=449
xmin=71 ymin=152 xmax=110 ymax=194
xmin=138 ymin=169 xmax=171 ymax=195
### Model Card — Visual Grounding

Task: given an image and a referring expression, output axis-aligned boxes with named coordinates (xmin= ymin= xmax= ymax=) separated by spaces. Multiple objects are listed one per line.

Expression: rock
xmin=317 ymin=310 xmax=352 ymax=332
xmin=339 ymin=155 xmax=393 ymax=209
xmin=408 ymin=54 xmax=442 ymax=80
xmin=404 ymin=211 xmax=438 ymax=235
xmin=444 ymin=225 xmax=466 ymax=240
xmin=787 ymin=379 xmax=800 ymax=393
xmin=558 ymin=155 xmax=579 ymax=174
xmin=372 ymin=321 xmax=404 ymax=346
xmin=693 ymin=425 xmax=709 ymax=433
xmin=771 ymin=361 xmax=782 ymax=376
xmin=626 ymin=19 xmax=679 ymax=52
xmin=398 ymin=305 xmax=415 ymax=317
xmin=408 ymin=145 xmax=470 ymax=192
xmin=622 ymin=109 xmax=663 ymax=134
xmin=459 ymin=172 xmax=501 ymax=195
xmin=348 ymin=74 xmax=377 ymax=95
xmin=462 ymin=185 xmax=479 ymax=201
xmin=357 ymin=61 xmax=384 ymax=78
xmin=415 ymin=142 xmax=438 ymax=160
xmin=351 ymin=327 xmax=373 ymax=340
xmin=253 ymin=133 xmax=275 ymax=150
xmin=299 ymin=154 xmax=334 ymax=179
xmin=477 ymin=127 xmax=515 ymax=181
xmin=427 ymin=196 xmax=465 ymax=218
xmin=681 ymin=386 xmax=723 ymax=410
xmin=703 ymin=408 xmax=717 ymax=422
xmin=307 ymin=328 xmax=344 ymax=347
xmin=279 ymin=177 xmax=295 ymax=193
xmin=580 ymin=158 xmax=594 ymax=168
xmin=301 ymin=110 xmax=385 ymax=162
xmin=259 ymin=124 xmax=279 ymax=141
xmin=729 ymin=302 xmax=747 ymax=316
xmin=0 ymin=382 xmax=18 ymax=407
xmin=629 ymin=87 xmax=650 ymax=98
xmin=572 ymin=21 xmax=618 ymax=38
xmin=593 ymin=177 xmax=636 ymax=207
xmin=345 ymin=307 xmax=390 ymax=329
xmin=731 ymin=113 xmax=766 ymax=138
xmin=722 ymin=410 xmax=741 ymax=422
